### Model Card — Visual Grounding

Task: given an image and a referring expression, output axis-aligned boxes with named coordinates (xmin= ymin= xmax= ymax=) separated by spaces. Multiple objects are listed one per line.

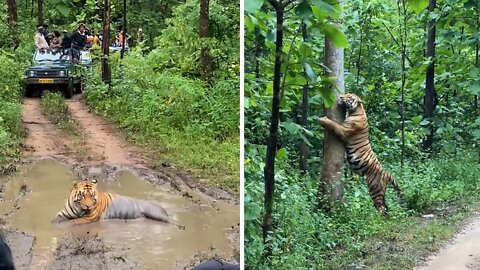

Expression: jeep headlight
xmin=28 ymin=70 xmax=35 ymax=77
xmin=59 ymin=70 xmax=65 ymax=76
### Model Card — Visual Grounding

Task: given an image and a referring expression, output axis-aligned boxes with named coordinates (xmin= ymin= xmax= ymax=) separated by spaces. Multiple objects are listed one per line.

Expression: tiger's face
xmin=339 ymin=93 xmax=362 ymax=112
xmin=72 ymin=180 xmax=98 ymax=211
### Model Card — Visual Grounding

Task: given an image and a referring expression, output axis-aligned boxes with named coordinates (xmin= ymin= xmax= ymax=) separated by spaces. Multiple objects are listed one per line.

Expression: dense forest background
xmin=0 ymin=0 xmax=240 ymax=193
xmin=245 ymin=0 xmax=480 ymax=269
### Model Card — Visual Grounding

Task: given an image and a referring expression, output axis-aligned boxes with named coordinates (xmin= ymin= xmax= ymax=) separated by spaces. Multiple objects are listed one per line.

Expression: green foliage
xmin=85 ymin=53 xmax=239 ymax=193
xmin=0 ymin=53 xmax=26 ymax=172
xmin=245 ymin=0 xmax=480 ymax=269
xmin=245 ymin=151 xmax=480 ymax=269
xmin=151 ymin=0 xmax=239 ymax=79
xmin=41 ymin=92 xmax=78 ymax=135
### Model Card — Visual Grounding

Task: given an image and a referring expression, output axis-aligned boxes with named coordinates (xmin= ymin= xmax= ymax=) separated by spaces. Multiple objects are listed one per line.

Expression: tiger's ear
xmin=73 ymin=181 xmax=78 ymax=188
xmin=91 ymin=179 xmax=97 ymax=184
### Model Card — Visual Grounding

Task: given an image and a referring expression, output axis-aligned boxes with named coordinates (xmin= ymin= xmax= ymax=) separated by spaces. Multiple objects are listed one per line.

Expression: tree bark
xmin=120 ymin=0 xmax=127 ymax=60
xmin=263 ymin=0 xmax=289 ymax=259
xmin=7 ymin=0 xmax=19 ymax=50
xmin=37 ymin=0 xmax=43 ymax=26
xmin=423 ymin=0 xmax=437 ymax=151
xmin=299 ymin=21 xmax=309 ymax=173
xmin=7 ymin=0 xmax=18 ymax=23
xmin=199 ymin=0 xmax=212 ymax=80
xmin=318 ymin=1 xmax=345 ymax=210
xmin=101 ymin=0 xmax=112 ymax=84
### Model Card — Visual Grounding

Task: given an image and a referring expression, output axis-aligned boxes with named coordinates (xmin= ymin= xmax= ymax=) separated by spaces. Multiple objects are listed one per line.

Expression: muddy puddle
xmin=0 ymin=159 xmax=239 ymax=269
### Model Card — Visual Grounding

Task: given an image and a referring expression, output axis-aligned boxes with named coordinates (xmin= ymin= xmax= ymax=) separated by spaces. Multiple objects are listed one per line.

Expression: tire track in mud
xmin=65 ymin=96 xmax=148 ymax=166
xmin=22 ymin=98 xmax=75 ymax=157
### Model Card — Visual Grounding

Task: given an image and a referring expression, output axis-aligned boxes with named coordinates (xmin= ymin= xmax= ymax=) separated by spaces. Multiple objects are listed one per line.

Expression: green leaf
xmin=245 ymin=15 xmax=255 ymax=32
xmin=469 ymin=81 xmax=480 ymax=95
xmin=304 ymin=63 xmax=317 ymax=82
xmin=299 ymin=132 xmax=312 ymax=147
xmin=319 ymin=87 xmax=336 ymax=108
xmin=56 ymin=3 xmax=71 ymax=17
xmin=411 ymin=115 xmax=422 ymax=124
xmin=283 ymin=122 xmax=300 ymax=134
xmin=322 ymin=23 xmax=348 ymax=48
xmin=276 ymin=148 xmax=287 ymax=159
xmin=245 ymin=0 xmax=264 ymax=14
xmin=407 ymin=0 xmax=428 ymax=14
xmin=420 ymin=119 xmax=430 ymax=126
xmin=312 ymin=0 xmax=339 ymax=17
xmin=295 ymin=1 xmax=313 ymax=19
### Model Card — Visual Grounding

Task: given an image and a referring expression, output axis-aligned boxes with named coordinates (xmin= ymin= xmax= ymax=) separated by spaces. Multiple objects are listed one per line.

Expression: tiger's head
xmin=339 ymin=93 xmax=363 ymax=112
xmin=71 ymin=179 xmax=98 ymax=211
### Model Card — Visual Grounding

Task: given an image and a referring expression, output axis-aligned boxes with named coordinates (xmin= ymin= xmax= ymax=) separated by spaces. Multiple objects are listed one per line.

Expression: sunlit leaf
xmin=304 ymin=63 xmax=317 ymax=82
xmin=245 ymin=0 xmax=264 ymax=14
xmin=322 ymin=23 xmax=348 ymax=48
xmin=407 ymin=0 xmax=428 ymax=14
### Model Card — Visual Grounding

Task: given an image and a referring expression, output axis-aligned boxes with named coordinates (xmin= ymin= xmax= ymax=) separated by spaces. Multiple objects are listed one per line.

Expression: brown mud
xmin=0 ymin=96 xmax=239 ymax=270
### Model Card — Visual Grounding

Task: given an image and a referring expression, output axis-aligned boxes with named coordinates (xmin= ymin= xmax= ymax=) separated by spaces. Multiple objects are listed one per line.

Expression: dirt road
xmin=1 ymin=95 xmax=239 ymax=269
xmin=417 ymin=213 xmax=480 ymax=270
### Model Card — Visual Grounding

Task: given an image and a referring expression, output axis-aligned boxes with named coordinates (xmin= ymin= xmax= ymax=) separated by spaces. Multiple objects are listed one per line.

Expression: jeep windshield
xmin=34 ymin=49 xmax=71 ymax=63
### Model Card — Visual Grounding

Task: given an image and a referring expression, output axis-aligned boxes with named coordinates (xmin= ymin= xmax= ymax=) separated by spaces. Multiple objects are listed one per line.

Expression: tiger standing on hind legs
xmin=319 ymin=93 xmax=404 ymax=214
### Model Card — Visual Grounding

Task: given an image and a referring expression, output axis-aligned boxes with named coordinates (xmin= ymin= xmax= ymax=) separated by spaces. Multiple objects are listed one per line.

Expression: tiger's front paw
xmin=319 ymin=116 xmax=329 ymax=126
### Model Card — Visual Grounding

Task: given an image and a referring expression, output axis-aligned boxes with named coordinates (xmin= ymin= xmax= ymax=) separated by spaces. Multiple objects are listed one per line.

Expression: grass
xmin=244 ymin=152 xmax=480 ymax=269
xmin=84 ymin=59 xmax=239 ymax=196
xmin=40 ymin=91 xmax=84 ymax=150
xmin=129 ymin=131 xmax=239 ymax=194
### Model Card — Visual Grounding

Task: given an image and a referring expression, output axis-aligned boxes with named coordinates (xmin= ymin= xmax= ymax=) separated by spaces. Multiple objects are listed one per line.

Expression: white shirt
xmin=34 ymin=33 xmax=49 ymax=49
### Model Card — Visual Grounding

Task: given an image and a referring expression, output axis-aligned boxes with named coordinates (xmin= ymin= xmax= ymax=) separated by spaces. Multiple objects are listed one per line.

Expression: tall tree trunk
xmin=120 ymin=0 xmax=127 ymax=59
xmin=318 ymin=1 xmax=345 ymax=210
xmin=263 ymin=0 xmax=291 ymax=259
xmin=7 ymin=0 xmax=19 ymax=50
xmin=37 ymin=0 xmax=43 ymax=26
xmin=101 ymin=0 xmax=112 ymax=84
xmin=199 ymin=0 xmax=212 ymax=80
xmin=423 ymin=0 xmax=437 ymax=151
xmin=299 ymin=21 xmax=309 ymax=173
xmin=7 ymin=0 xmax=18 ymax=22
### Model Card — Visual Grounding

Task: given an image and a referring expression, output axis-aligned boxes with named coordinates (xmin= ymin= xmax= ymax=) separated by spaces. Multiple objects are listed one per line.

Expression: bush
xmin=0 ymin=53 xmax=26 ymax=171
xmin=85 ymin=53 xmax=239 ymax=193
xmin=245 ymin=151 xmax=480 ymax=269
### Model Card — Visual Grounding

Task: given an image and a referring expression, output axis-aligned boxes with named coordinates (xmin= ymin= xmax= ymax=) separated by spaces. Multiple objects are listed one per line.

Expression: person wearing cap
xmin=34 ymin=26 xmax=49 ymax=49
xmin=137 ymin=28 xmax=144 ymax=44
xmin=61 ymin=30 xmax=72 ymax=49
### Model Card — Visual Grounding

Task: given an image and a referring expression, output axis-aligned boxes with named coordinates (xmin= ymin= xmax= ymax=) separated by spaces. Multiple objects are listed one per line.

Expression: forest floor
xmin=416 ymin=211 xmax=480 ymax=270
xmin=0 ymin=94 xmax=239 ymax=269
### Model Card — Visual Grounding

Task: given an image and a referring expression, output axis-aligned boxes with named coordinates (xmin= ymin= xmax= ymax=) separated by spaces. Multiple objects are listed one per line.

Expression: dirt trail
xmin=417 ymin=213 xmax=480 ymax=270
xmin=2 ymin=95 xmax=239 ymax=270
xmin=22 ymin=99 xmax=73 ymax=157
xmin=65 ymin=95 xmax=147 ymax=165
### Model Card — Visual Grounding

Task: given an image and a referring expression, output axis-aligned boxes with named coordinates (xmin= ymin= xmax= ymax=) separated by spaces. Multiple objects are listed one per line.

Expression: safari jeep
xmin=24 ymin=48 xmax=85 ymax=98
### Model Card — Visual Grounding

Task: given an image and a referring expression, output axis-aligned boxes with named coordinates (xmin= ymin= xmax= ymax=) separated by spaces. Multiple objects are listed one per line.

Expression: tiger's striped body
xmin=52 ymin=180 xmax=170 ymax=224
xmin=319 ymin=93 xmax=403 ymax=212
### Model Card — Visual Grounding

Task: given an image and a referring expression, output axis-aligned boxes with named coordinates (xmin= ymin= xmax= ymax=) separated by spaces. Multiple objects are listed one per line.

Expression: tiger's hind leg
xmin=365 ymin=172 xmax=388 ymax=214
xmin=140 ymin=201 xmax=169 ymax=223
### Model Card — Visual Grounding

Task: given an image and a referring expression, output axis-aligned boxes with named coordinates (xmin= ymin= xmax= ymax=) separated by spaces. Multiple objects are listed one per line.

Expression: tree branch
xmin=381 ymin=22 xmax=414 ymax=66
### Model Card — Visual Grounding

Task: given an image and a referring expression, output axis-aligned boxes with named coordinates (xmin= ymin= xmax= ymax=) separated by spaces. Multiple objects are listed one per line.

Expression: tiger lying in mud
xmin=52 ymin=179 xmax=170 ymax=225
xmin=319 ymin=93 xmax=403 ymax=213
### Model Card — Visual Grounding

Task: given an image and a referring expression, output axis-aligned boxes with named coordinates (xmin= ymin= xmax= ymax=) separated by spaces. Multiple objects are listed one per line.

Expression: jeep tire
xmin=74 ymin=81 xmax=83 ymax=94
xmin=25 ymin=85 xmax=34 ymax=98
xmin=64 ymin=78 xmax=74 ymax=99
